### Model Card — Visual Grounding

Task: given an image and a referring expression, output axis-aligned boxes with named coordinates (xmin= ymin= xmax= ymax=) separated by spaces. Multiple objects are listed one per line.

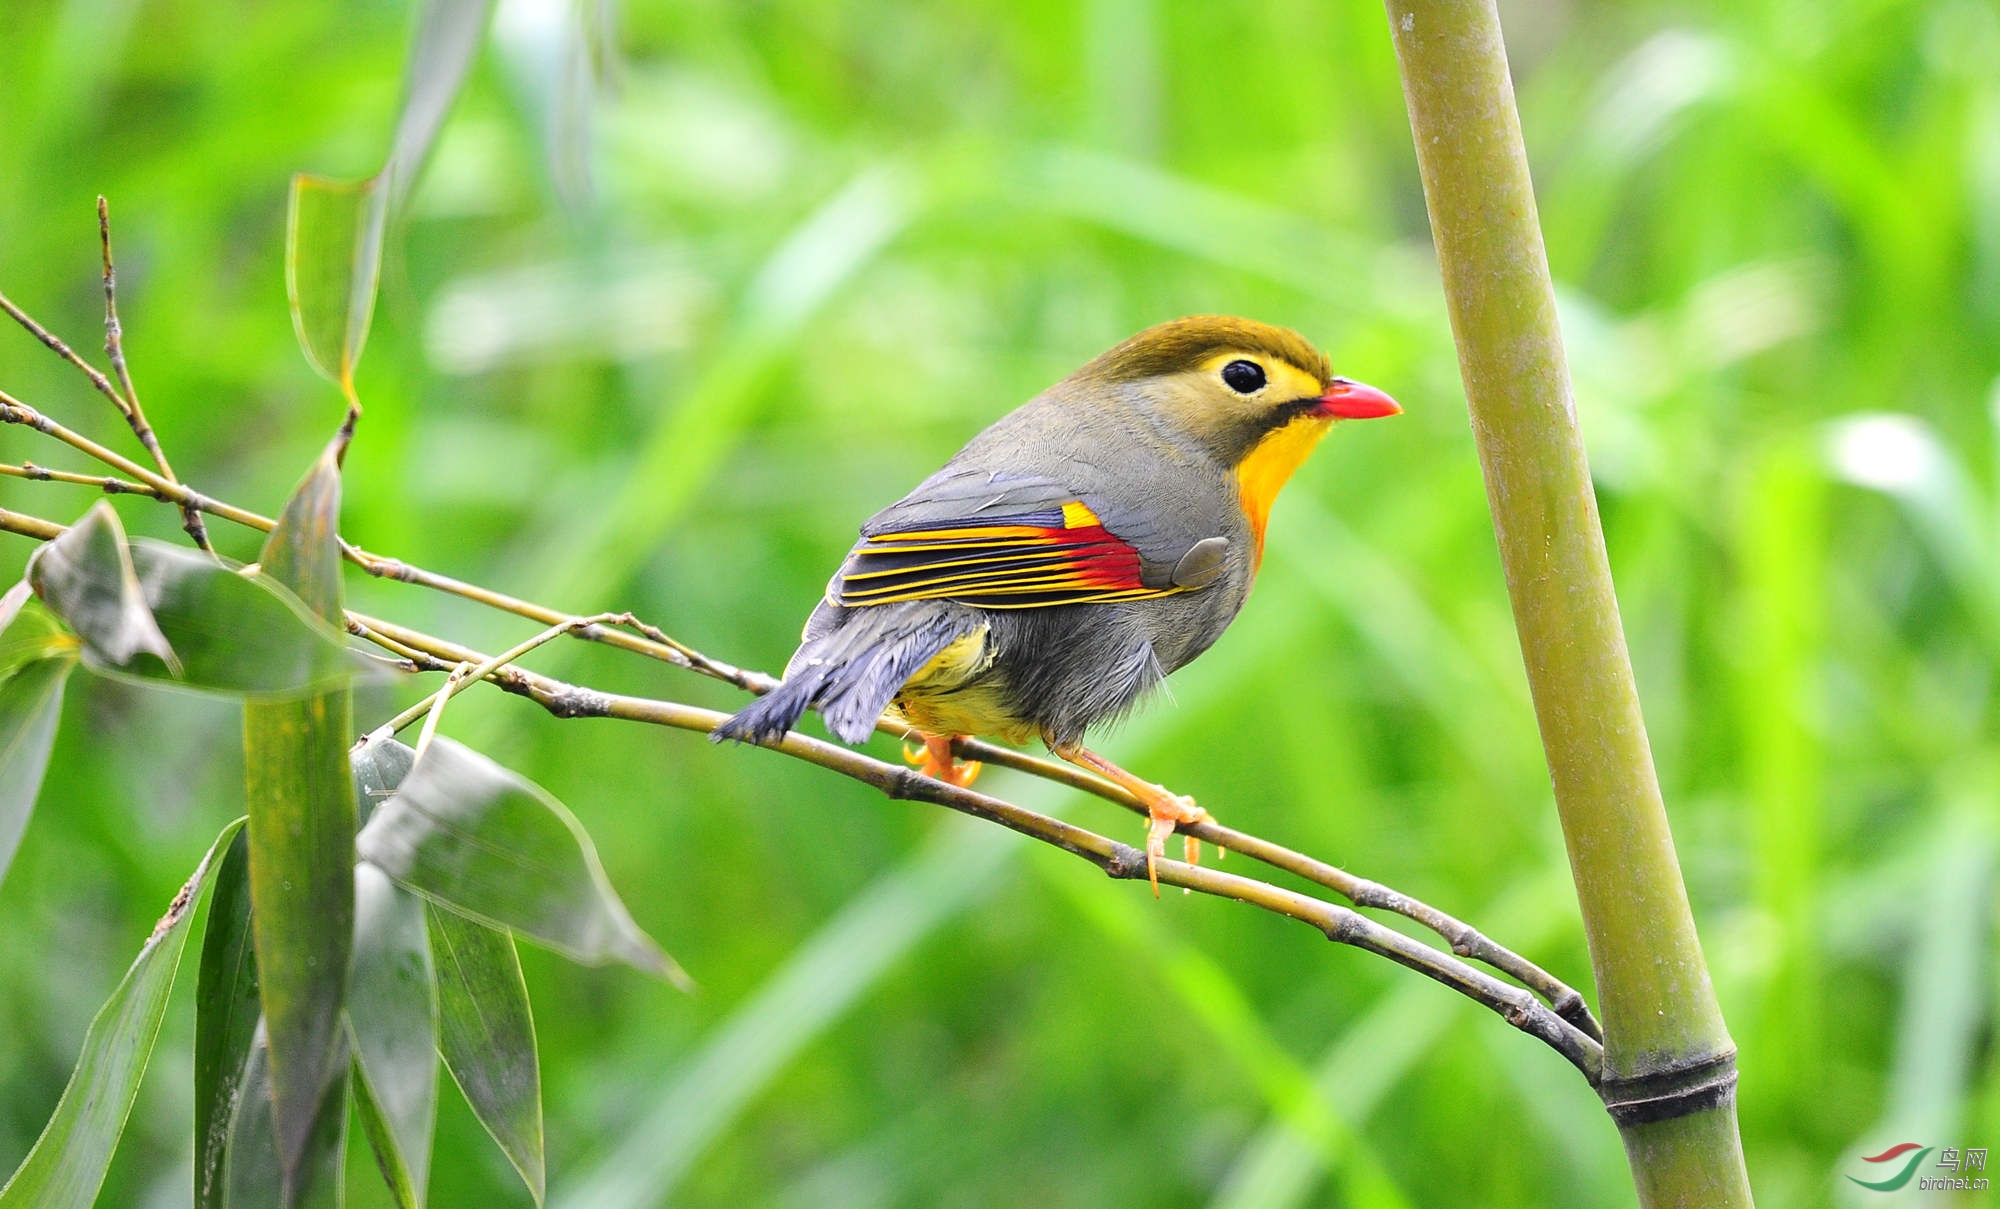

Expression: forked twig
xmin=95 ymin=197 xmax=211 ymax=551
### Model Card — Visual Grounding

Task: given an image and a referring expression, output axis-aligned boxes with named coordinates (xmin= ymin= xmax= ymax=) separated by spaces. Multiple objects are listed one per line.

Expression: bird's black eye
xmin=1221 ymin=359 xmax=1266 ymax=394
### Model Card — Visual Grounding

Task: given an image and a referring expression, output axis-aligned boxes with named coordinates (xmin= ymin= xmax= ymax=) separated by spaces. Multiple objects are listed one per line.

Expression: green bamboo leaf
xmin=428 ymin=905 xmax=543 ymax=1206
xmin=222 ymin=1023 xmax=351 ymax=1209
xmin=287 ymin=173 xmax=390 ymax=393
xmin=0 ymin=587 xmax=76 ymax=680
xmin=0 ymin=580 xmax=31 ymax=636
xmin=386 ymin=0 xmax=494 ymax=208
xmin=259 ymin=431 xmax=350 ymax=621
xmin=0 ymin=818 xmax=245 ymax=1209
xmin=244 ymin=439 xmax=356 ymax=1197
xmin=352 ymin=733 xmax=415 ymax=829
xmin=27 ymin=512 xmax=363 ymax=698
xmin=194 ymin=830 xmax=260 ymax=1209
xmin=0 ymin=596 xmax=78 ymax=888
xmin=25 ymin=501 xmax=175 ymax=672
xmin=356 ymin=736 xmax=685 ymax=985
xmin=349 ymin=863 xmax=438 ymax=1209
xmin=130 ymin=541 xmax=366 ymax=697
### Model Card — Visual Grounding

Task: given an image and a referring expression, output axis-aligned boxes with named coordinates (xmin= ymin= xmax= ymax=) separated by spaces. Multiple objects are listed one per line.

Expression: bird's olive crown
xmin=1073 ymin=315 xmax=1337 ymax=465
xmin=1079 ymin=315 xmax=1333 ymax=388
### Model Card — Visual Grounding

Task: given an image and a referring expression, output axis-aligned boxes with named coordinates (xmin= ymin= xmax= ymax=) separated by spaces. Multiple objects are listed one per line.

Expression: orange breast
xmin=1235 ymin=416 xmax=1334 ymax=567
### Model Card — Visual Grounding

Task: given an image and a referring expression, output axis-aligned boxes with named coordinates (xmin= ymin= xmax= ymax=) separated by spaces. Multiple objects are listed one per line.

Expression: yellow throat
xmin=1236 ymin=415 xmax=1334 ymax=568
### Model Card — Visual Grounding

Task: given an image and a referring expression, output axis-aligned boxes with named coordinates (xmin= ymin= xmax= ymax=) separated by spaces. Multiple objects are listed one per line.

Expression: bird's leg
xmin=903 ymin=732 xmax=982 ymax=788
xmin=1051 ymin=744 xmax=1209 ymax=896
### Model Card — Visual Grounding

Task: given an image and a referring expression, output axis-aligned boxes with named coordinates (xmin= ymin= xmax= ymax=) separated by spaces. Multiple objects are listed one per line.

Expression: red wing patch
xmin=837 ymin=501 xmax=1171 ymax=609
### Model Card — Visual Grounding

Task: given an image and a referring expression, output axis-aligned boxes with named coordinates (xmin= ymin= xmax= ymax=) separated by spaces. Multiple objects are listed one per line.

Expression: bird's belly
xmin=888 ymin=625 xmax=1035 ymax=742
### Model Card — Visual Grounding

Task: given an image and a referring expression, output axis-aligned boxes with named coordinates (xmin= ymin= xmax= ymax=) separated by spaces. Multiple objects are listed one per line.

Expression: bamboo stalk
xmin=1381 ymin=2 xmax=1754 ymax=1203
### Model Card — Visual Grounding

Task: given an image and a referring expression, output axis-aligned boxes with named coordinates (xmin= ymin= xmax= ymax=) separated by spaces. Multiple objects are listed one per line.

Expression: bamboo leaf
xmin=386 ymin=0 xmax=494 ymax=208
xmin=25 ymin=501 xmax=175 ymax=672
xmin=0 ymin=818 xmax=245 ymax=1209
xmin=221 ymin=1023 xmax=351 ymax=1209
xmin=194 ymin=830 xmax=260 ymax=1209
xmin=0 ymin=596 xmax=78 ymax=888
xmin=244 ymin=440 xmax=356 ymax=1196
xmin=357 ymin=736 xmax=685 ymax=984
xmin=287 ymin=173 xmax=390 ymax=394
xmin=27 ymin=511 xmax=363 ymax=697
xmin=352 ymin=734 xmax=415 ymax=830
xmin=130 ymin=541 xmax=366 ymax=697
xmin=0 ymin=579 xmax=32 ymax=637
xmin=259 ymin=431 xmax=350 ymax=621
xmin=428 ymin=905 xmax=543 ymax=1206
xmin=0 ymin=590 xmax=76 ymax=680
xmin=349 ymin=863 xmax=438 ymax=1209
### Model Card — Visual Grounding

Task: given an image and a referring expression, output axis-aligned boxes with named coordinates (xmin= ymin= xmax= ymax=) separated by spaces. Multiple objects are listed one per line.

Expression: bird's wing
xmin=830 ymin=469 xmax=1225 ymax=610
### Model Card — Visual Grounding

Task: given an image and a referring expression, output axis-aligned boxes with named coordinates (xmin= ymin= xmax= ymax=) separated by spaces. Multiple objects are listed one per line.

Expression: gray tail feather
xmin=710 ymin=606 xmax=977 ymax=747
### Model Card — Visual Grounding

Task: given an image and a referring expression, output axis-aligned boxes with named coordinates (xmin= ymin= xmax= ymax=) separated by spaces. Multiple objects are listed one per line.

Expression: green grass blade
xmin=537 ymin=165 xmax=916 ymax=610
xmin=1208 ymin=871 xmax=1578 ymax=1209
xmin=428 ymin=904 xmax=544 ymax=1206
xmin=0 ymin=817 xmax=246 ymax=1209
xmin=245 ymin=438 xmax=356 ymax=1197
xmin=554 ymin=814 xmax=1019 ymax=1209
xmin=357 ymin=735 xmax=684 ymax=984
xmin=349 ymin=863 xmax=438 ymax=1209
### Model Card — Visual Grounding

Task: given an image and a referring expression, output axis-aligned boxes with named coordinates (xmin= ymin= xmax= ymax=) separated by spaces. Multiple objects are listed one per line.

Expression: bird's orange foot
xmin=1142 ymin=791 xmax=1210 ymax=897
xmin=903 ymin=733 xmax=981 ymax=788
xmin=1051 ymin=744 xmax=1212 ymax=896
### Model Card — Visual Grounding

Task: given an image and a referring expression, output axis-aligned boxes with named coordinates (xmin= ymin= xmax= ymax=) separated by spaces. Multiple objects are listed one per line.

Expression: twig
xmin=0 ymin=461 xmax=165 ymax=498
xmin=0 ymin=509 xmax=66 ymax=543
xmin=364 ymin=611 xmax=629 ymax=741
xmin=0 ymin=294 xmax=134 ymax=420
xmin=412 ymin=661 xmax=470 ymax=759
xmin=95 ymin=197 xmax=212 ymax=551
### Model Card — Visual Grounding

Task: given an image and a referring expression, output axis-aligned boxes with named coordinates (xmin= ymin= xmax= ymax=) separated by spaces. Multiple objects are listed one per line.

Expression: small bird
xmin=714 ymin=316 xmax=1399 ymax=891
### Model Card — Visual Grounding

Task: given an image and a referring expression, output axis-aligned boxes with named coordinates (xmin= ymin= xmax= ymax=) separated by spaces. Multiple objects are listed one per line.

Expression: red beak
xmin=1315 ymin=378 xmax=1401 ymax=420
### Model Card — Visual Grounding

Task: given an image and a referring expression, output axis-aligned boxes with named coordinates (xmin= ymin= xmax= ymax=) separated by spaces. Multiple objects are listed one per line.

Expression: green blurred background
xmin=2 ymin=0 xmax=1996 ymax=1205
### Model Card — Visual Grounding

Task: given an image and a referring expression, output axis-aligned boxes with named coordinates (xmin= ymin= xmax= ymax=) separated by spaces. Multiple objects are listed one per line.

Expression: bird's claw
xmin=1143 ymin=793 xmax=1210 ymax=897
xmin=904 ymin=733 xmax=981 ymax=788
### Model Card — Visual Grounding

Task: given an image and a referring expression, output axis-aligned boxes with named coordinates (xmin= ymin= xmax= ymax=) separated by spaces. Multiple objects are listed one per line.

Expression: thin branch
xmin=338 ymin=613 xmax=1610 ymax=1081
xmin=0 ymin=508 xmax=67 ymax=543
xmin=0 ymin=461 xmax=165 ymax=498
xmin=96 ymin=197 xmax=212 ymax=551
xmin=0 ymin=293 xmax=135 ymax=418
xmin=411 ymin=660 xmax=469 ymax=759
xmin=365 ymin=610 xmax=630 ymax=740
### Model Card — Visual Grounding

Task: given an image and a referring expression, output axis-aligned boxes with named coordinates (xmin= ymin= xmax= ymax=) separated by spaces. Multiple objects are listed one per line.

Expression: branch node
xmin=1319 ymin=906 xmax=1362 ymax=944
xmin=1598 ymin=1051 xmax=1739 ymax=1126
xmin=883 ymin=764 xmax=930 ymax=801
xmin=1104 ymin=842 xmax=1147 ymax=880
xmin=544 ymin=684 xmax=611 ymax=719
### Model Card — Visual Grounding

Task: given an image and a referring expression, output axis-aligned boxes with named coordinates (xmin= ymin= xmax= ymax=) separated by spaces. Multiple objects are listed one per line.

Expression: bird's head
xmin=1072 ymin=315 xmax=1400 ymax=557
